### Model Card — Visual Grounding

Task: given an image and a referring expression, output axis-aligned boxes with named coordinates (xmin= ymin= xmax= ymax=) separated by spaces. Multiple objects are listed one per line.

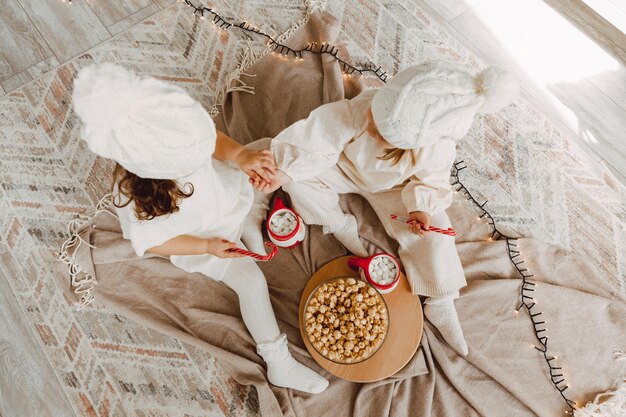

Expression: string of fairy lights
xmin=182 ymin=0 xmax=389 ymax=82
xmin=59 ymin=0 xmax=388 ymax=82
xmin=452 ymin=161 xmax=576 ymax=412
xmin=58 ymin=0 xmax=577 ymax=411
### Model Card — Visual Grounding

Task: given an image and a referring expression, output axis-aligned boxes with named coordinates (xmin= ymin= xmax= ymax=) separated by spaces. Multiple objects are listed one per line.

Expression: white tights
xmin=221 ymin=258 xmax=281 ymax=344
xmin=220 ymin=258 xmax=329 ymax=393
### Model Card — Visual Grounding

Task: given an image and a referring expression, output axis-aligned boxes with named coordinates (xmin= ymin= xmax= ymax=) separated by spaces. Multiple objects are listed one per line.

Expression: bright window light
xmin=470 ymin=0 xmax=620 ymax=84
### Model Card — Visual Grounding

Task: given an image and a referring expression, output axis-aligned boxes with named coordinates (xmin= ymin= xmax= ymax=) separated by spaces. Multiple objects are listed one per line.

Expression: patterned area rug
xmin=0 ymin=0 xmax=624 ymax=416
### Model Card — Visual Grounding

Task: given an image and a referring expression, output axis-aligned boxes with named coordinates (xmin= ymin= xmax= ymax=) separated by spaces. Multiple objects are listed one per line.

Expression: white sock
xmin=241 ymin=190 xmax=271 ymax=255
xmin=423 ymin=293 xmax=468 ymax=356
xmin=326 ymin=215 xmax=368 ymax=257
xmin=257 ymin=334 xmax=329 ymax=394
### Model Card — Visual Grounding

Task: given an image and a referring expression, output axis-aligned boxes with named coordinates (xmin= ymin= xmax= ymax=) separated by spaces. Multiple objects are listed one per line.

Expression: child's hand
xmin=205 ymin=238 xmax=246 ymax=258
xmin=408 ymin=211 xmax=431 ymax=237
xmin=235 ymin=149 xmax=276 ymax=184
xmin=249 ymin=169 xmax=292 ymax=193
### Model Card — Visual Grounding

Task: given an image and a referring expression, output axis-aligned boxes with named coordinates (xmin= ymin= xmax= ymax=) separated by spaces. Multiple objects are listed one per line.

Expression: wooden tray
xmin=298 ymin=256 xmax=423 ymax=382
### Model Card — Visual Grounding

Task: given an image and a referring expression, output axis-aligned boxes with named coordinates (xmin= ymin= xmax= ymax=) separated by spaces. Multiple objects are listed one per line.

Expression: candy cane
xmin=228 ymin=241 xmax=279 ymax=261
xmin=390 ymin=215 xmax=457 ymax=236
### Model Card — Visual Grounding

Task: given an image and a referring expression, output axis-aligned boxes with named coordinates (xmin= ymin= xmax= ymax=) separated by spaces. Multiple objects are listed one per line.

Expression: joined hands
xmin=234 ymin=148 xmax=290 ymax=193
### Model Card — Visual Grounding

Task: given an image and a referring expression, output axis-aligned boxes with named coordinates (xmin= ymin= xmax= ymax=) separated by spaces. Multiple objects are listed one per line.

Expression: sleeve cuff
xmin=401 ymin=187 xmax=453 ymax=216
xmin=403 ymin=202 xmax=433 ymax=216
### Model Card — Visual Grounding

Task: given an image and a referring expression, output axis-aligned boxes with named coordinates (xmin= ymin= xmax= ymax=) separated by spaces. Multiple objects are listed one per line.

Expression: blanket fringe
xmin=306 ymin=0 xmax=327 ymax=14
xmin=209 ymin=46 xmax=257 ymax=116
xmin=253 ymin=0 xmax=326 ymax=60
xmin=57 ymin=194 xmax=116 ymax=311
xmin=574 ymin=380 xmax=626 ymax=417
xmin=573 ymin=349 xmax=626 ymax=416
xmin=209 ymin=0 xmax=324 ymax=116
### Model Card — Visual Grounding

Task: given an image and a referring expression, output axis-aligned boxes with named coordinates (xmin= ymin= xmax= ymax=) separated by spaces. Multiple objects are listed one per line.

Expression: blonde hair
xmin=367 ymin=107 xmax=418 ymax=166
xmin=377 ymin=147 xmax=417 ymax=166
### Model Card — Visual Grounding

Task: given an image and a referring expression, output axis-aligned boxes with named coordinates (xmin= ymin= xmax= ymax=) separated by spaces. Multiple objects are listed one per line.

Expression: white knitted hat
xmin=72 ymin=63 xmax=216 ymax=179
xmin=371 ymin=62 xmax=519 ymax=149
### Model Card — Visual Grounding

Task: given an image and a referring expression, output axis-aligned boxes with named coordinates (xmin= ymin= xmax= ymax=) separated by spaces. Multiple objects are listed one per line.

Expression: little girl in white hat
xmin=260 ymin=62 xmax=519 ymax=355
xmin=72 ymin=63 xmax=328 ymax=394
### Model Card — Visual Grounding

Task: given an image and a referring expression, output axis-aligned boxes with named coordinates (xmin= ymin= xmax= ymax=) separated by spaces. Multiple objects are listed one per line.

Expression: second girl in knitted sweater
xmin=258 ymin=62 xmax=518 ymax=354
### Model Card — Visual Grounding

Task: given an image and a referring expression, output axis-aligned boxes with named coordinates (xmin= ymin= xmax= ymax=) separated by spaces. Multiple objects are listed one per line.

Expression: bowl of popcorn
xmin=266 ymin=197 xmax=306 ymax=248
xmin=348 ymin=253 xmax=400 ymax=294
xmin=303 ymin=277 xmax=389 ymax=364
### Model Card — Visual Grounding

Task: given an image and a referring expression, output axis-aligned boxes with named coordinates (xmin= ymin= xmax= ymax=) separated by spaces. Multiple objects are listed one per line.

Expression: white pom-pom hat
xmin=72 ymin=63 xmax=216 ymax=179
xmin=371 ymin=61 xmax=519 ymax=149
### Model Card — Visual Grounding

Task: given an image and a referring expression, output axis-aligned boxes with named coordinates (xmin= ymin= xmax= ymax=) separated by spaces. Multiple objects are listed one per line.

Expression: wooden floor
xmin=0 ymin=0 xmax=175 ymax=92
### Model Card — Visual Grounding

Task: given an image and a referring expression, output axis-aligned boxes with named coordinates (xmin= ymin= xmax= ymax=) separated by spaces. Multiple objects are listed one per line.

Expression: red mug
xmin=348 ymin=253 xmax=400 ymax=294
xmin=266 ymin=198 xmax=306 ymax=248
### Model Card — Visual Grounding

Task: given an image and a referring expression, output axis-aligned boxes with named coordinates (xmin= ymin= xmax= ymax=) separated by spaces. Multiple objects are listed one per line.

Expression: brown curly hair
xmin=112 ymin=164 xmax=194 ymax=221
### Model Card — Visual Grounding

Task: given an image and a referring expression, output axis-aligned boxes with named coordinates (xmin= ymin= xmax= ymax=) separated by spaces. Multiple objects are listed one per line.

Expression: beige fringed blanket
xmin=56 ymin=13 xmax=626 ymax=417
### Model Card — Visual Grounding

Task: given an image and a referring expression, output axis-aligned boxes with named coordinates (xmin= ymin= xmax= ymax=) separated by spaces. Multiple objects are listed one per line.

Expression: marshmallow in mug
xmin=369 ymin=256 xmax=398 ymax=286
xmin=269 ymin=211 xmax=297 ymax=236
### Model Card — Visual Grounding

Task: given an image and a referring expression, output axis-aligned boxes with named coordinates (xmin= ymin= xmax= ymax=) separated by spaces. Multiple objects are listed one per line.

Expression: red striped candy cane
xmin=228 ymin=241 xmax=279 ymax=261
xmin=390 ymin=215 xmax=457 ymax=236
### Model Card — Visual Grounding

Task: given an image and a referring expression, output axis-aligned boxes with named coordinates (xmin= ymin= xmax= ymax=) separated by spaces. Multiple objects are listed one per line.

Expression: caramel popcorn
xmin=305 ymin=278 xmax=388 ymax=363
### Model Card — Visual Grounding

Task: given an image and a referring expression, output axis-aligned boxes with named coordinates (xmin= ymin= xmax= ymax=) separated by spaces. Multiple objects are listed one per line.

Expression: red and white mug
xmin=348 ymin=253 xmax=400 ymax=294
xmin=266 ymin=197 xmax=306 ymax=248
